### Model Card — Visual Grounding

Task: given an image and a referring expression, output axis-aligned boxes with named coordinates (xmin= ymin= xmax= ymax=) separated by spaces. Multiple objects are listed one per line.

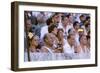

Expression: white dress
xmin=40 ymin=25 xmax=48 ymax=39
xmin=75 ymin=46 xmax=90 ymax=59
xmin=41 ymin=46 xmax=55 ymax=60
xmin=54 ymin=53 xmax=65 ymax=60
xmin=24 ymin=51 xmax=45 ymax=61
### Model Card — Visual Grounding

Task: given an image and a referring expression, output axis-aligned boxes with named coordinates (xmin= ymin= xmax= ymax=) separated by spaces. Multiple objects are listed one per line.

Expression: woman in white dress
xmin=24 ymin=32 xmax=41 ymax=61
xmin=75 ymin=35 xmax=90 ymax=59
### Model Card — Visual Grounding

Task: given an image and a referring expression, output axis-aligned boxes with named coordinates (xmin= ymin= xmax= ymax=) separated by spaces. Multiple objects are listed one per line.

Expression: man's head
xmin=37 ymin=12 xmax=47 ymax=23
xmin=68 ymin=28 xmax=75 ymax=35
xmin=67 ymin=34 xmax=75 ymax=47
xmin=61 ymin=15 xmax=69 ymax=26
xmin=67 ymin=13 xmax=73 ymax=24
xmin=73 ymin=21 xmax=80 ymax=30
xmin=48 ymin=24 xmax=58 ymax=35
xmin=25 ymin=19 xmax=32 ymax=32
xmin=52 ymin=13 xmax=60 ymax=24
xmin=79 ymin=14 xmax=85 ymax=22
xmin=43 ymin=33 xmax=53 ymax=46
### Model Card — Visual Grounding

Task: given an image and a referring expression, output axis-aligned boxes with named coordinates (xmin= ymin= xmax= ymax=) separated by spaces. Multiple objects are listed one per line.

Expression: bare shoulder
xmin=41 ymin=46 xmax=48 ymax=52
xmin=74 ymin=45 xmax=81 ymax=53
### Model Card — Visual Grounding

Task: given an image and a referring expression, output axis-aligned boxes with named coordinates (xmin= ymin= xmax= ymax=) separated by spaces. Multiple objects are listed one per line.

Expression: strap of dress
xmin=43 ymin=46 xmax=53 ymax=54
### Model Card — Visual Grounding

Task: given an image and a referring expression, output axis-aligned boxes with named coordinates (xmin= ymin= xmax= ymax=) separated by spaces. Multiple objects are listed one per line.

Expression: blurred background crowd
xmin=24 ymin=11 xmax=90 ymax=61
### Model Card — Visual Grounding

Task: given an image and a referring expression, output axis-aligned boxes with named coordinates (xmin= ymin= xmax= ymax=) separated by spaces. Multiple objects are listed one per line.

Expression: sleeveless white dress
xmin=24 ymin=51 xmax=45 ymax=61
xmin=75 ymin=46 xmax=90 ymax=59
xmin=41 ymin=46 xmax=55 ymax=60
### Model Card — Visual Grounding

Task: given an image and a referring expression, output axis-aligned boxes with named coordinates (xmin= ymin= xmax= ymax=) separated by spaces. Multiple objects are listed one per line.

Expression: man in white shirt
xmin=63 ymin=34 xmax=76 ymax=59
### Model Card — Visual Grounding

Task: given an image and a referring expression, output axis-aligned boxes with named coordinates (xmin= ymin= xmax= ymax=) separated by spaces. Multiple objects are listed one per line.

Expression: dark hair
xmin=61 ymin=15 xmax=69 ymax=21
xmin=73 ymin=21 xmax=79 ymax=28
xmin=57 ymin=28 xmax=64 ymax=33
xmin=46 ymin=17 xmax=52 ymax=25
xmin=48 ymin=24 xmax=57 ymax=33
xmin=66 ymin=13 xmax=72 ymax=18
xmin=79 ymin=14 xmax=85 ymax=19
xmin=57 ymin=28 xmax=64 ymax=39
xmin=79 ymin=35 xmax=86 ymax=42
xmin=68 ymin=29 xmax=72 ymax=34
xmin=67 ymin=34 xmax=74 ymax=39
xmin=52 ymin=12 xmax=59 ymax=18
xmin=31 ymin=16 xmax=38 ymax=25
xmin=86 ymin=16 xmax=90 ymax=20
xmin=43 ymin=34 xmax=48 ymax=42
xmin=83 ymin=19 xmax=90 ymax=27
xmin=86 ymin=35 xmax=90 ymax=40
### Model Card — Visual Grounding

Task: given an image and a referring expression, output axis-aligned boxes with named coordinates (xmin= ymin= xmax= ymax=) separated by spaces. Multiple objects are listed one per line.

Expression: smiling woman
xmin=11 ymin=1 xmax=97 ymax=71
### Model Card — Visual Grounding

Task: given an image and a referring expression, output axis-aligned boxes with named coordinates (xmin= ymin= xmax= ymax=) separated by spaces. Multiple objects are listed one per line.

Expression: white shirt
xmin=63 ymin=40 xmax=76 ymax=59
xmin=40 ymin=25 xmax=48 ymax=39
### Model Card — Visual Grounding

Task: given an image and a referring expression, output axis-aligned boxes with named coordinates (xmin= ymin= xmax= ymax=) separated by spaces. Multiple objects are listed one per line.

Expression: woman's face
xmin=62 ymin=17 xmax=69 ymax=26
xmin=80 ymin=35 xmax=87 ymax=45
xmin=53 ymin=27 xmax=58 ymax=35
xmin=26 ymin=19 xmax=32 ymax=31
xmin=58 ymin=30 xmax=63 ymax=39
xmin=46 ymin=34 xmax=53 ymax=46
xmin=31 ymin=36 xmax=39 ymax=47
xmin=53 ymin=15 xmax=60 ymax=23
xmin=75 ymin=23 xmax=80 ymax=30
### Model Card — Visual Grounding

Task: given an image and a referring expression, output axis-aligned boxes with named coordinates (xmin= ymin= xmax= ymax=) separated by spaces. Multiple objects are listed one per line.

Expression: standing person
xmin=67 ymin=13 xmax=74 ymax=28
xmin=24 ymin=18 xmax=34 ymax=55
xmin=79 ymin=14 xmax=85 ymax=27
xmin=35 ymin=12 xmax=47 ymax=37
xmin=40 ymin=17 xmax=52 ymax=40
xmin=58 ymin=15 xmax=72 ymax=40
xmin=73 ymin=21 xmax=80 ymax=46
xmin=51 ymin=13 xmax=61 ymax=26
xmin=25 ymin=19 xmax=33 ymax=32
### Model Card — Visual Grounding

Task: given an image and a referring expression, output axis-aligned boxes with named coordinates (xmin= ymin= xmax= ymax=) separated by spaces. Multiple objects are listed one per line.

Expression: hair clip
xmin=28 ymin=32 xmax=34 ymax=39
